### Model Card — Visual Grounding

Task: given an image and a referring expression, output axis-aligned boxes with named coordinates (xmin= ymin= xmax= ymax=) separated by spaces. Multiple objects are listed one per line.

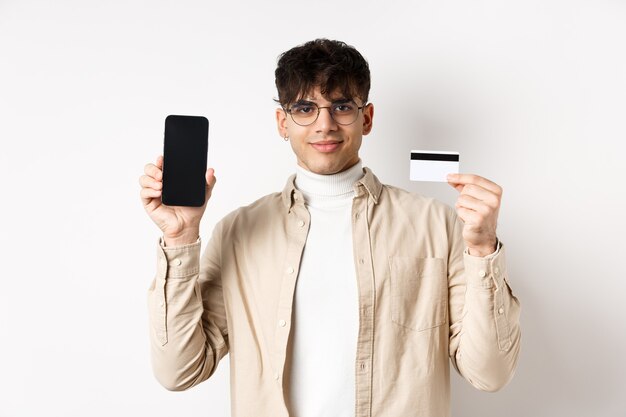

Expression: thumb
xmin=205 ymin=168 xmax=217 ymax=203
xmin=447 ymin=181 xmax=464 ymax=193
xmin=206 ymin=168 xmax=216 ymax=188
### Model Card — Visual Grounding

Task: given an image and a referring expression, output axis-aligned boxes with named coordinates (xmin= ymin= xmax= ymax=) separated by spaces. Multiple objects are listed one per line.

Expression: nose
xmin=315 ymin=106 xmax=338 ymax=133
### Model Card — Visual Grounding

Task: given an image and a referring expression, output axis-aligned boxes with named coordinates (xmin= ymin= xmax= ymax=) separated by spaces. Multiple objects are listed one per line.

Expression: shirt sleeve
xmin=447 ymin=212 xmax=521 ymax=392
xmin=147 ymin=225 xmax=229 ymax=391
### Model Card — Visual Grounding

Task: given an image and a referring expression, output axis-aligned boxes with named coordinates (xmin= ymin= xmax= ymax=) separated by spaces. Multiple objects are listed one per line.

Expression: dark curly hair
xmin=274 ymin=39 xmax=371 ymax=107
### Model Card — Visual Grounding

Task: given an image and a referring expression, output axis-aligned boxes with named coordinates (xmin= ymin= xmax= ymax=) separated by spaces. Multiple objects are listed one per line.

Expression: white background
xmin=1 ymin=0 xmax=625 ymax=416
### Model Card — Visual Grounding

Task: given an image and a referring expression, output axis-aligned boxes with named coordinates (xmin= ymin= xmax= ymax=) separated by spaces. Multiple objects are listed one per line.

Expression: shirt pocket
xmin=389 ymin=257 xmax=447 ymax=332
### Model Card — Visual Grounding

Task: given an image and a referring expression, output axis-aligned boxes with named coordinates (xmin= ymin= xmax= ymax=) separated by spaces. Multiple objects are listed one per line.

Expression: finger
xmin=140 ymin=187 xmax=162 ymax=206
xmin=143 ymin=195 xmax=162 ymax=214
xmin=156 ymin=155 xmax=163 ymax=169
xmin=139 ymin=175 xmax=162 ymax=190
xmin=144 ymin=162 xmax=163 ymax=181
xmin=447 ymin=173 xmax=502 ymax=195
xmin=456 ymin=194 xmax=492 ymax=216
xmin=458 ymin=184 xmax=500 ymax=208
xmin=455 ymin=206 xmax=483 ymax=225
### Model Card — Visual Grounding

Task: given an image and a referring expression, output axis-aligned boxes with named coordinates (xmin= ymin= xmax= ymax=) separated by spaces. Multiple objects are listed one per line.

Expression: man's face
xmin=276 ymin=86 xmax=374 ymax=175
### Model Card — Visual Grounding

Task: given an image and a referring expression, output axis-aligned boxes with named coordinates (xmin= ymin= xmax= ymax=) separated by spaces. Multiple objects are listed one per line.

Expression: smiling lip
xmin=311 ymin=141 xmax=342 ymax=153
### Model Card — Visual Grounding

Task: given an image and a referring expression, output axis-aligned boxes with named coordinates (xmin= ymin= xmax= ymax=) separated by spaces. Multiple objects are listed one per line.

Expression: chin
xmin=309 ymin=167 xmax=335 ymax=175
xmin=314 ymin=165 xmax=346 ymax=175
xmin=300 ymin=156 xmax=355 ymax=175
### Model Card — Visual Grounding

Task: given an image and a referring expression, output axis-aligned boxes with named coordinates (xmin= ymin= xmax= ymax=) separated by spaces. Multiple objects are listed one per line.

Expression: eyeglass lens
xmin=288 ymin=101 xmax=361 ymax=126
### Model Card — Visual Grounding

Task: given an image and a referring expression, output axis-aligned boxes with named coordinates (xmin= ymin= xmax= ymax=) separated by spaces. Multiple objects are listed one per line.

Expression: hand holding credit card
xmin=408 ymin=149 xmax=500 ymax=254
xmin=410 ymin=150 xmax=460 ymax=182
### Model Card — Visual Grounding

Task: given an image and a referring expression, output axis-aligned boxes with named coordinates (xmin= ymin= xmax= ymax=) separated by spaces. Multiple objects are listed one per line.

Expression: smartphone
xmin=161 ymin=115 xmax=209 ymax=207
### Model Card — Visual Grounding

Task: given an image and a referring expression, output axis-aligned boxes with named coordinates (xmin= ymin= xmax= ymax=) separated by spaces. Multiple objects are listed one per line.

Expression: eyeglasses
xmin=284 ymin=100 xmax=366 ymax=126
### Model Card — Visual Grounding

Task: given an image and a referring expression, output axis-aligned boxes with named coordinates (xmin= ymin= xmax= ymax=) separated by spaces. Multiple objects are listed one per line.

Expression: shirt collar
xmin=281 ymin=167 xmax=382 ymax=211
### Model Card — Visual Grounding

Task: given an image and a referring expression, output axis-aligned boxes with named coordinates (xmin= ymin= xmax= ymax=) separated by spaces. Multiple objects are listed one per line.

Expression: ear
xmin=276 ymin=107 xmax=288 ymax=137
xmin=362 ymin=103 xmax=374 ymax=135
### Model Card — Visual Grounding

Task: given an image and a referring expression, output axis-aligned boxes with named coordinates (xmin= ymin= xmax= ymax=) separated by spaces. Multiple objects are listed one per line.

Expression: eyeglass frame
xmin=282 ymin=99 xmax=368 ymax=126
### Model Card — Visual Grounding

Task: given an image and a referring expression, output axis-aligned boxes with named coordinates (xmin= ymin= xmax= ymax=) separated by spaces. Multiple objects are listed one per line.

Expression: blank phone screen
xmin=161 ymin=115 xmax=209 ymax=207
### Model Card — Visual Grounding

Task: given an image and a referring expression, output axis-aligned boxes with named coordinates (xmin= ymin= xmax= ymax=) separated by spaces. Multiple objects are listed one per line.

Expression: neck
xmin=295 ymin=162 xmax=364 ymax=207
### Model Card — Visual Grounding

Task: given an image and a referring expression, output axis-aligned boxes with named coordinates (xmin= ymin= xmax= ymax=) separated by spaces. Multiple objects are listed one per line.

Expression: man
xmin=139 ymin=39 xmax=521 ymax=417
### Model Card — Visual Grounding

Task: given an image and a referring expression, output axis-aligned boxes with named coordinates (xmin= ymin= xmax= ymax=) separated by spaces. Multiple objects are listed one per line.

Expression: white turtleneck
xmin=287 ymin=162 xmax=364 ymax=417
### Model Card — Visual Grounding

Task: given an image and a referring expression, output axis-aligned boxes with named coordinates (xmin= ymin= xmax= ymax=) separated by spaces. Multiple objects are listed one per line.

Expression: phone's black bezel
xmin=161 ymin=115 xmax=209 ymax=207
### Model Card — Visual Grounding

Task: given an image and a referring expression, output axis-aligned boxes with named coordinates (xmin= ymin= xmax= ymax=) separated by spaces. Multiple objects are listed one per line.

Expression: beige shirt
xmin=147 ymin=168 xmax=521 ymax=417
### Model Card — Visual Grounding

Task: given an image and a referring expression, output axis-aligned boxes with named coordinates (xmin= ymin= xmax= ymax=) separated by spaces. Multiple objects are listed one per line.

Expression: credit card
xmin=410 ymin=150 xmax=460 ymax=182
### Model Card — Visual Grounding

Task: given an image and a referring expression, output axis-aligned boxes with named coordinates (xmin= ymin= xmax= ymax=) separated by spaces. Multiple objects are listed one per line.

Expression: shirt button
xmin=479 ymin=270 xmax=487 ymax=278
xmin=494 ymin=267 xmax=500 ymax=275
xmin=355 ymin=212 xmax=360 ymax=219
xmin=498 ymin=307 xmax=504 ymax=315
xmin=274 ymin=373 xmax=280 ymax=380
xmin=359 ymin=258 xmax=365 ymax=264
xmin=279 ymin=319 xmax=287 ymax=327
xmin=160 ymin=301 xmax=165 ymax=308
xmin=286 ymin=267 xmax=294 ymax=274
xmin=171 ymin=258 xmax=182 ymax=266
xmin=298 ymin=220 xmax=305 ymax=227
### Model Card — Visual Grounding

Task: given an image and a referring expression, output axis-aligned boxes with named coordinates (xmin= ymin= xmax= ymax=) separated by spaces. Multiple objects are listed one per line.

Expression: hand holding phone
xmin=139 ymin=115 xmax=215 ymax=246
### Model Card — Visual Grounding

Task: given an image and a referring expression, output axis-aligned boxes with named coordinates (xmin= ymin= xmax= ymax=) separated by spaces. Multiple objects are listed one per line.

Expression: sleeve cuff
xmin=156 ymin=237 xmax=202 ymax=279
xmin=463 ymin=241 xmax=507 ymax=289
